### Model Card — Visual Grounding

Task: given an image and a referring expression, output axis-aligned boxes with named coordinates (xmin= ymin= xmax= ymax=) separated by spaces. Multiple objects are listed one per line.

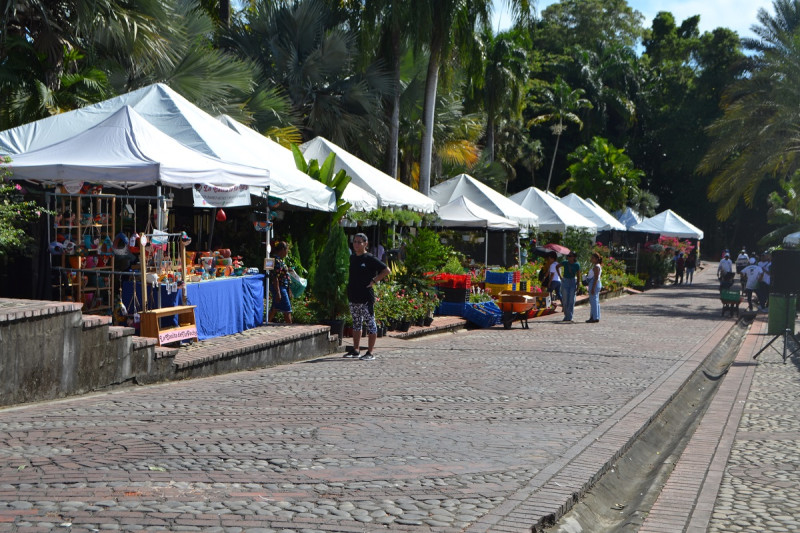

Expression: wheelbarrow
xmin=496 ymin=294 xmax=537 ymax=329
xmin=720 ymin=288 xmax=742 ymax=317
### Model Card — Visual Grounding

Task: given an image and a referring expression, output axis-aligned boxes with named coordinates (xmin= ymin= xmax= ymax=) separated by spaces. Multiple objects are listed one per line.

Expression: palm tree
xmin=528 ymin=77 xmax=593 ymax=193
xmin=416 ymin=0 xmax=532 ymax=196
xmin=700 ymin=0 xmax=800 ymax=220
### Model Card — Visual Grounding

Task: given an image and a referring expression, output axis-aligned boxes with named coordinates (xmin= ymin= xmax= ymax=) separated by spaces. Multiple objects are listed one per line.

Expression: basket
xmin=463 ymin=304 xmax=498 ymax=328
xmin=436 ymin=301 xmax=467 ymax=317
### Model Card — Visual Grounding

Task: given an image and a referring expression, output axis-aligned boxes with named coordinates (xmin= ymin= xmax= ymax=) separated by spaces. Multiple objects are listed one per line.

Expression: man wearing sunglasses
xmin=345 ymin=233 xmax=390 ymax=360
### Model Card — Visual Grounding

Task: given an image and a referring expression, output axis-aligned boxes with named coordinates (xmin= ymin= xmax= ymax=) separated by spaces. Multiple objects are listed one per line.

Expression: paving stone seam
xmin=638 ymin=316 xmax=765 ymax=533
xmin=467 ymin=310 xmax=734 ymax=533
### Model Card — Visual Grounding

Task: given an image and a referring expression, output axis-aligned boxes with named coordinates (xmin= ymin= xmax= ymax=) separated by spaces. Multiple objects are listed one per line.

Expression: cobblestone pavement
xmin=0 ymin=267 xmax=734 ymax=532
xmin=706 ymin=324 xmax=800 ymax=533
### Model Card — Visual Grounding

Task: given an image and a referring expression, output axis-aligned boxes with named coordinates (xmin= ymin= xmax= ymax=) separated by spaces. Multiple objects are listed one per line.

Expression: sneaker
xmin=343 ymin=347 xmax=360 ymax=358
xmin=359 ymin=352 xmax=375 ymax=361
xmin=585 ymin=319 xmax=598 ymax=323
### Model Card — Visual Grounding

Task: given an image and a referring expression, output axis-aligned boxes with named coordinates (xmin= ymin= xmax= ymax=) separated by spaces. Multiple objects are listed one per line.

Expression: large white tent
xmin=509 ymin=187 xmax=596 ymax=233
xmin=430 ymin=174 xmax=538 ymax=228
xmin=0 ymin=83 xmax=336 ymax=212
xmin=300 ymin=137 xmax=436 ymax=213
xmin=629 ymin=209 xmax=704 ymax=239
xmin=4 ymin=107 xmax=268 ymax=188
xmin=615 ymin=207 xmax=643 ymax=229
xmin=437 ymin=196 xmax=519 ymax=230
xmin=784 ymin=231 xmax=800 ymax=247
xmin=561 ymin=194 xmax=626 ymax=231
xmin=436 ymin=196 xmax=519 ymax=265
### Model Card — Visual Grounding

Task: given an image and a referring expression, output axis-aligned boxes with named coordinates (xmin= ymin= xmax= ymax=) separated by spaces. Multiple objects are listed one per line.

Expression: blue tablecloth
xmin=122 ymin=275 xmax=265 ymax=340
xmin=185 ymin=275 xmax=265 ymax=340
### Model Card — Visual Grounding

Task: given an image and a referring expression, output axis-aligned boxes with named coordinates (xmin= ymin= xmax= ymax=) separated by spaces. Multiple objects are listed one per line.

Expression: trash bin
xmin=768 ymin=294 xmax=797 ymax=335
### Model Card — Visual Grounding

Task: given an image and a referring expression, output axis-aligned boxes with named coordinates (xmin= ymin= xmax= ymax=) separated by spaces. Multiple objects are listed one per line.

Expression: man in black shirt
xmin=345 ymin=233 xmax=390 ymax=360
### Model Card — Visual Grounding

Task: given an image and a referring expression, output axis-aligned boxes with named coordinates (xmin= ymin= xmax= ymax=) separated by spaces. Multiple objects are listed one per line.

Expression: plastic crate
xmin=436 ymin=301 xmax=467 ymax=317
xmin=485 ymin=271 xmax=515 ymax=284
xmin=480 ymin=300 xmax=503 ymax=315
xmin=463 ymin=304 xmax=498 ymax=328
xmin=485 ymin=282 xmax=513 ymax=295
xmin=439 ymin=287 xmax=469 ymax=302
xmin=720 ymin=289 xmax=741 ymax=302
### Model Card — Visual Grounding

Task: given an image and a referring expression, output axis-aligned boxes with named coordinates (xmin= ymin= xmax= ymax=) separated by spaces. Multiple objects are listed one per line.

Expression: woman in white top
xmin=547 ymin=253 xmax=562 ymax=306
xmin=586 ymin=252 xmax=603 ymax=323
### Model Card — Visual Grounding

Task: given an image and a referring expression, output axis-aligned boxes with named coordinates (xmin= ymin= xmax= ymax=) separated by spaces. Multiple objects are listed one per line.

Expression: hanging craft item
xmin=216 ymin=209 xmax=227 ymax=222
xmin=113 ymin=232 xmax=130 ymax=256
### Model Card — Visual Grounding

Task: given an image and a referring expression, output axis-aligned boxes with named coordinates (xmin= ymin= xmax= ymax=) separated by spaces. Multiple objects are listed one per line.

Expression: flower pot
xmin=415 ymin=317 xmax=425 ymax=327
xmin=397 ymin=320 xmax=411 ymax=332
xmin=423 ymin=316 xmax=434 ymax=327
xmin=322 ymin=319 xmax=345 ymax=345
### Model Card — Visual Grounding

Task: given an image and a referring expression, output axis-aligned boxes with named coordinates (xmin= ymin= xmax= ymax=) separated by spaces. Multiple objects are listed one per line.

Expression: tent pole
xmin=156 ymin=184 xmax=164 ymax=231
xmin=484 ymin=229 xmax=489 ymax=266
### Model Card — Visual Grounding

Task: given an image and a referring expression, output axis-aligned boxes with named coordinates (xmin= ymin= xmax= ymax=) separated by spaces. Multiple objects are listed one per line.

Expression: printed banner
xmin=192 ymin=184 xmax=251 ymax=208
xmin=159 ymin=327 xmax=198 ymax=345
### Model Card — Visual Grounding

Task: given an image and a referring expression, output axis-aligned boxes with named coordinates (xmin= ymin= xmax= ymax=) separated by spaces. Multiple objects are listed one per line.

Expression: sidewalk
xmin=0 ymin=266 xmax=750 ymax=532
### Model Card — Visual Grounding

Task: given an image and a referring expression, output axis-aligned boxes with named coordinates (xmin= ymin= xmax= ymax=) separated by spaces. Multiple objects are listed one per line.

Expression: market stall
xmin=4 ymin=106 xmax=271 ymax=342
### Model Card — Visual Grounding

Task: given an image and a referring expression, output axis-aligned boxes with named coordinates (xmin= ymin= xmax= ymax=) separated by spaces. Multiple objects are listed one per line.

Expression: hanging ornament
xmin=216 ymin=209 xmax=227 ymax=222
xmin=180 ymin=231 xmax=192 ymax=246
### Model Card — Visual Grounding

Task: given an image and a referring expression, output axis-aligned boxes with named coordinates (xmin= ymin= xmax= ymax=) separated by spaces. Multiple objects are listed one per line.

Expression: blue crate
xmin=478 ymin=300 xmax=503 ymax=316
xmin=436 ymin=301 xmax=467 ymax=317
xmin=485 ymin=271 xmax=514 ymax=284
xmin=463 ymin=304 xmax=498 ymax=328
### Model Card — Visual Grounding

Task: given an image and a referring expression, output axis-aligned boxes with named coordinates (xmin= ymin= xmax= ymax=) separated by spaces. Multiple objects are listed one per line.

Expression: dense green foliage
xmin=5 ymin=0 xmax=800 ymax=252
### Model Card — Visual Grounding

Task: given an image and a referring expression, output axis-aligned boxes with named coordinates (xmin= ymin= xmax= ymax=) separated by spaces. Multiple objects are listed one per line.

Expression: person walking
xmin=674 ymin=252 xmax=686 ymax=285
xmin=344 ymin=233 xmax=390 ymax=361
xmin=585 ymin=252 xmax=603 ymax=323
xmin=547 ymin=252 xmax=562 ymax=310
xmin=268 ymin=241 xmax=293 ymax=323
xmin=558 ymin=251 xmax=581 ymax=323
xmin=756 ymin=252 xmax=771 ymax=312
xmin=741 ymin=258 xmax=763 ymax=312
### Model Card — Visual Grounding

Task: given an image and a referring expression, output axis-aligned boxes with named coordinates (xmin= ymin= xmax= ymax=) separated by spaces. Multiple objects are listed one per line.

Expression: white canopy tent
xmin=561 ymin=194 xmax=626 ymax=231
xmin=300 ymin=137 xmax=436 ymax=213
xmin=615 ymin=207 xmax=643 ymax=229
xmin=430 ymin=174 xmax=539 ymax=228
xmin=629 ymin=209 xmax=704 ymax=239
xmin=784 ymin=231 xmax=800 ymax=247
xmin=216 ymin=115 xmax=339 ymax=211
xmin=4 ymin=106 xmax=268 ymax=188
xmin=508 ymin=187 xmax=597 ymax=233
xmin=436 ymin=196 xmax=519 ymax=265
xmin=0 ymin=83 xmax=335 ymax=212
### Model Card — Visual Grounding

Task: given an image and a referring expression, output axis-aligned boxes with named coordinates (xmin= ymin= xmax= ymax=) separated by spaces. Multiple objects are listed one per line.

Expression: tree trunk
xmin=545 ymin=128 xmax=562 ymax=193
xmin=419 ymin=41 xmax=442 ymax=196
xmin=385 ymin=31 xmax=401 ymax=180
xmin=486 ymin=114 xmax=495 ymax=163
xmin=219 ymin=0 xmax=230 ymax=28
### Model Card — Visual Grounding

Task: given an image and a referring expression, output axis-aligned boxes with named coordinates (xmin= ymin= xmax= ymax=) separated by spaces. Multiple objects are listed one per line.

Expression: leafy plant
xmin=311 ymin=224 xmax=350 ymax=320
xmin=0 ymin=157 xmax=47 ymax=257
xmin=398 ymin=228 xmax=452 ymax=291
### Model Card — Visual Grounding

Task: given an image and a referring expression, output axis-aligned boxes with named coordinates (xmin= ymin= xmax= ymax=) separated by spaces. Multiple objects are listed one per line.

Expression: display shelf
xmin=48 ymin=193 xmax=116 ymax=314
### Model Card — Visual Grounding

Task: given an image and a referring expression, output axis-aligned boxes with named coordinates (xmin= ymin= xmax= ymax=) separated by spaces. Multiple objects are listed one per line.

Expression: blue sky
xmin=493 ymin=0 xmax=775 ymax=39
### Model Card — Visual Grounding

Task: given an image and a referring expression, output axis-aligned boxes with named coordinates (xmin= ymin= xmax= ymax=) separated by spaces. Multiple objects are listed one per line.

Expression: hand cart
xmin=720 ymin=288 xmax=741 ymax=317
xmin=496 ymin=294 xmax=537 ymax=329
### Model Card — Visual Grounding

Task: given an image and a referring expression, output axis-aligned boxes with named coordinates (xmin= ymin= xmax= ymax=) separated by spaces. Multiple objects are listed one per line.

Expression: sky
xmin=493 ymin=0 xmax=775 ymax=40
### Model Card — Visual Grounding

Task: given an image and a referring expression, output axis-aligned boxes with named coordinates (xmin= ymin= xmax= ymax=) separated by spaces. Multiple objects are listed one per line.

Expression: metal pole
xmin=484 ymin=229 xmax=489 ymax=265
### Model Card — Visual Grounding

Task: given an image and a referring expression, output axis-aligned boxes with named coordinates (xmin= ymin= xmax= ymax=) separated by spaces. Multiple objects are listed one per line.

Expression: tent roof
xmin=216 ymin=115 xmax=336 ymax=212
xmin=561 ymin=194 xmax=626 ymax=231
xmin=4 ymin=107 xmax=268 ymax=188
xmin=430 ymin=174 xmax=538 ymax=228
xmin=615 ymin=206 xmax=643 ymax=229
xmin=629 ymin=209 xmax=704 ymax=239
xmin=300 ymin=137 xmax=436 ymax=213
xmin=436 ymin=196 xmax=519 ymax=230
xmin=0 ymin=83 xmax=335 ymax=211
xmin=784 ymin=231 xmax=800 ymax=247
xmin=508 ymin=187 xmax=596 ymax=232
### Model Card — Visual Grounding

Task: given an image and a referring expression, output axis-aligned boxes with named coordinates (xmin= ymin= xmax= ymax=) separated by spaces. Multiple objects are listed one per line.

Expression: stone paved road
xmin=0 ymin=267 xmax=732 ymax=532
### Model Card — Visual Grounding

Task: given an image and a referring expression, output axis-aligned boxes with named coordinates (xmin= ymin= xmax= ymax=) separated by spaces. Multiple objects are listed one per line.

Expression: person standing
xmin=718 ymin=252 xmax=734 ymax=283
xmin=684 ymin=251 xmax=697 ymax=284
xmin=345 ymin=233 xmax=390 ymax=361
xmin=756 ymin=252 xmax=771 ymax=312
xmin=585 ymin=252 xmax=603 ymax=323
xmin=674 ymin=252 xmax=685 ymax=285
xmin=558 ymin=251 xmax=581 ymax=323
xmin=268 ymin=241 xmax=293 ymax=323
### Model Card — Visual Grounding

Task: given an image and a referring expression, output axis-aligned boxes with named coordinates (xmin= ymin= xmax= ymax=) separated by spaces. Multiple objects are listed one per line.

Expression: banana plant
xmin=291 ymin=144 xmax=352 ymax=223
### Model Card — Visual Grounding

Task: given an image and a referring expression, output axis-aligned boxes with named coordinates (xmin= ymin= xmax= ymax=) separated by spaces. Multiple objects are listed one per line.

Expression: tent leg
xmin=484 ymin=229 xmax=489 ymax=266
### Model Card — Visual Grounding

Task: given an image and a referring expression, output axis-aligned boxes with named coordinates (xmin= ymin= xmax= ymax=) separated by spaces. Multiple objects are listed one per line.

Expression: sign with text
xmin=159 ymin=327 xmax=198 ymax=345
xmin=192 ymin=184 xmax=251 ymax=208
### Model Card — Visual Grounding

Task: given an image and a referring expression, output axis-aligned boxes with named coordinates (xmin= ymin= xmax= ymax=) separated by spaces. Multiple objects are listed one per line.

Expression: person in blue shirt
xmin=557 ymin=251 xmax=581 ymax=322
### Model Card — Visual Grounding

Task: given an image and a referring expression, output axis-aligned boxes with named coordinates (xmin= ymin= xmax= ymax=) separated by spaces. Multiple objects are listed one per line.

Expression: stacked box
xmin=535 ymin=295 xmax=551 ymax=308
xmin=432 ymin=273 xmax=472 ymax=289
xmin=485 ymin=282 xmax=513 ymax=295
xmin=463 ymin=304 xmax=498 ymax=328
xmin=485 ymin=271 xmax=515 ymax=284
xmin=440 ymin=287 xmax=470 ymax=302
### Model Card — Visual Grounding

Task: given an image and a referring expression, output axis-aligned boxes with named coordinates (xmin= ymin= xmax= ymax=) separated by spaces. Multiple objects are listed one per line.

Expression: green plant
xmin=0 ymin=157 xmax=47 ymax=257
xmin=311 ymin=224 xmax=350 ymax=320
xmin=281 ymin=295 xmax=320 ymax=324
xmin=469 ymin=290 xmax=493 ymax=303
xmin=399 ymin=228 xmax=452 ymax=291
xmin=441 ymin=254 xmax=466 ymax=274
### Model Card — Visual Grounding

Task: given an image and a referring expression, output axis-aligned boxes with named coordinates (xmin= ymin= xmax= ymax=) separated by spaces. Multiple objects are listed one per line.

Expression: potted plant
xmin=311 ymin=224 xmax=350 ymax=343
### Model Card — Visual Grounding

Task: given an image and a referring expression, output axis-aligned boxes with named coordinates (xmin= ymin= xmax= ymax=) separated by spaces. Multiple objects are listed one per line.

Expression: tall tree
xmin=528 ymin=77 xmax=592 ymax=192
xmin=700 ymin=0 xmax=800 ymax=220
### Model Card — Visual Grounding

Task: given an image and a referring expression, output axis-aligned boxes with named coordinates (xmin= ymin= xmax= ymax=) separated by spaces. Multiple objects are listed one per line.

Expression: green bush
xmin=311 ymin=224 xmax=350 ymax=319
